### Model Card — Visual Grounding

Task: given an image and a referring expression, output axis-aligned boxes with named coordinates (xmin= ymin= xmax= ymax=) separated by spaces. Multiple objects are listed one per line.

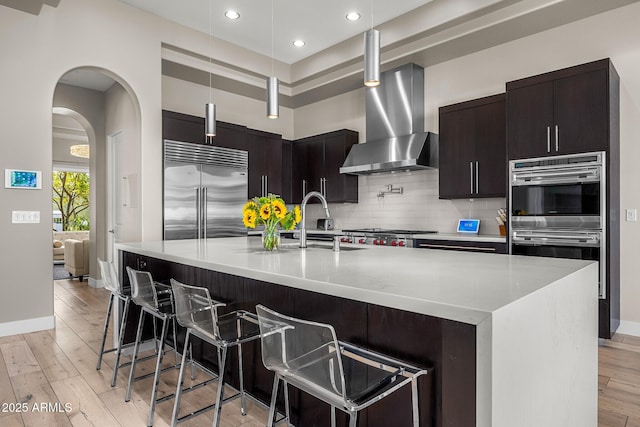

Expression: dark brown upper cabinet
xmin=439 ymin=93 xmax=506 ymax=199
xmin=162 ymin=110 xmax=247 ymax=151
xmin=507 ymin=59 xmax=616 ymax=160
xmin=291 ymin=129 xmax=358 ymax=204
xmin=247 ymin=129 xmax=283 ymax=199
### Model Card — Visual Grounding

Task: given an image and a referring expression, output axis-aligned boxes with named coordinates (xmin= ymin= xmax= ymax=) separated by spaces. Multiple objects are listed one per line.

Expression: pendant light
xmin=205 ymin=0 xmax=216 ymax=140
xmin=364 ymin=0 xmax=380 ymax=87
xmin=266 ymin=0 xmax=279 ymax=119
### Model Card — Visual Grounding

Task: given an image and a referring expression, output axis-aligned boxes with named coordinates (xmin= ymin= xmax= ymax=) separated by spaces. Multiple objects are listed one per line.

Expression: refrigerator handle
xmin=196 ymin=187 xmax=202 ymax=239
xmin=203 ymin=187 xmax=208 ymax=239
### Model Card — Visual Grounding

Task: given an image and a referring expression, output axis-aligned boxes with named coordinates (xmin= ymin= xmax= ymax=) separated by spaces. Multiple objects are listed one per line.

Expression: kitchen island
xmin=116 ymin=237 xmax=598 ymax=427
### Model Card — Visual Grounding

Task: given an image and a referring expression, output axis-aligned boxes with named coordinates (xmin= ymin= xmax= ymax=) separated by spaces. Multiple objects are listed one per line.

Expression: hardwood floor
xmin=0 ymin=279 xmax=269 ymax=427
xmin=599 ymin=334 xmax=640 ymax=427
xmin=0 ymin=278 xmax=638 ymax=426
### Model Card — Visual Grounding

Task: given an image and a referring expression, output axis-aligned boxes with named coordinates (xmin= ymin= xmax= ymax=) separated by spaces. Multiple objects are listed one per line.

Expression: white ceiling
xmin=52 ymin=114 xmax=90 ymax=168
xmin=58 ymin=69 xmax=116 ymax=92
xmin=118 ymin=0 xmax=436 ymax=64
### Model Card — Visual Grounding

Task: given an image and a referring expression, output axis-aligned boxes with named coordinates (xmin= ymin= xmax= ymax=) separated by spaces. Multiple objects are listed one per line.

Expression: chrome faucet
xmin=299 ymin=191 xmax=331 ymax=248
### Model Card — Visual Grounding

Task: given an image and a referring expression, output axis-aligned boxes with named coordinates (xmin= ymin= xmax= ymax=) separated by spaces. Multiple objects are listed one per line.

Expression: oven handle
xmin=511 ymin=168 xmax=600 ymax=185
xmin=512 ymin=232 xmax=601 ymax=247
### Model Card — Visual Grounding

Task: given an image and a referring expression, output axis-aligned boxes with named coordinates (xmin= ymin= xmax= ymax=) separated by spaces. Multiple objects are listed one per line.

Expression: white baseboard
xmin=0 ymin=315 xmax=55 ymax=337
xmin=615 ymin=320 xmax=640 ymax=337
xmin=88 ymin=278 xmax=104 ymax=289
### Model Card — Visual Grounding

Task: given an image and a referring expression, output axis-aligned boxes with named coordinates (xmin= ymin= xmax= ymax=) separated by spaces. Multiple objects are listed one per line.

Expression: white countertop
xmin=116 ymin=237 xmax=592 ymax=325
xmin=257 ymin=229 xmax=506 ymax=243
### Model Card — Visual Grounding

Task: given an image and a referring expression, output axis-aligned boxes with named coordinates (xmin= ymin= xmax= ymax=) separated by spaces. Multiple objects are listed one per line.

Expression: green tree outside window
xmin=52 ymin=171 xmax=90 ymax=231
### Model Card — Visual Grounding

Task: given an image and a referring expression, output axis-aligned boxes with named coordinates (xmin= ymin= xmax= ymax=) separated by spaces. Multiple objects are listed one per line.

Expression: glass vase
xmin=262 ymin=228 xmax=280 ymax=251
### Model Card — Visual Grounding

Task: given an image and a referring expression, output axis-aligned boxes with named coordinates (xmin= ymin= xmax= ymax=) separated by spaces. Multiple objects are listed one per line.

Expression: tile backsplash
xmin=302 ymin=169 xmax=506 ymax=235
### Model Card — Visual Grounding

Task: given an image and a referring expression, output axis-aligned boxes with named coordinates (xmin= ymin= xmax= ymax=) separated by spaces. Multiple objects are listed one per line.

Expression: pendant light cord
xmin=271 ymin=0 xmax=274 ymax=76
xmin=209 ymin=0 xmax=212 ymax=103
xmin=370 ymin=0 xmax=373 ymax=30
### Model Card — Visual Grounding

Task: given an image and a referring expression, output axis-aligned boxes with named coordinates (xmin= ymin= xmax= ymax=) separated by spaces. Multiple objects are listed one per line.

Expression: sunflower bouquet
xmin=243 ymin=194 xmax=301 ymax=250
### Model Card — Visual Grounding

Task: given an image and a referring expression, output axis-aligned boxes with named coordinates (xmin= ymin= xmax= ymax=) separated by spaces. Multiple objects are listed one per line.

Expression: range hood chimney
xmin=340 ymin=63 xmax=438 ymax=175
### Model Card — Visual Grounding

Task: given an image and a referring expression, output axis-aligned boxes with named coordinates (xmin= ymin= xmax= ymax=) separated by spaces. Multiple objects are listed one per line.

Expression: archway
xmin=52 ymin=67 xmax=142 ymax=286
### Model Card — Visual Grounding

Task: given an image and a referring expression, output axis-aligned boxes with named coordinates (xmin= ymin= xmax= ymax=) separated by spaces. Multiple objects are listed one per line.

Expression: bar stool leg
xmin=148 ymin=317 xmax=169 ymax=427
xmin=96 ymin=293 xmax=115 ymax=370
xmin=267 ymin=375 xmax=280 ymax=427
xmin=237 ymin=343 xmax=246 ymax=415
xmin=348 ymin=412 xmax=357 ymax=427
xmin=111 ymin=297 xmax=130 ymax=387
xmin=212 ymin=346 xmax=228 ymax=427
xmin=331 ymin=406 xmax=337 ymax=427
xmin=190 ymin=341 xmax=196 ymax=381
xmin=411 ymin=377 xmax=420 ymax=427
xmin=125 ymin=310 xmax=146 ymax=402
xmin=171 ymin=329 xmax=191 ymax=427
xmin=172 ymin=317 xmax=179 ymax=367
xmin=283 ymin=380 xmax=290 ymax=426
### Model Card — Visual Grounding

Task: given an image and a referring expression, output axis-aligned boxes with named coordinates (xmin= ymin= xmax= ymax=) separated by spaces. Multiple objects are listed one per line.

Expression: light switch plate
xmin=12 ymin=210 xmax=40 ymax=223
xmin=626 ymin=208 xmax=637 ymax=222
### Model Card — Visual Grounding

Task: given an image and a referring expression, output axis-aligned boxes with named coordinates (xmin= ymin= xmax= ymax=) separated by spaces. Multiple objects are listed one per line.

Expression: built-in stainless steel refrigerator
xmin=163 ymin=139 xmax=248 ymax=240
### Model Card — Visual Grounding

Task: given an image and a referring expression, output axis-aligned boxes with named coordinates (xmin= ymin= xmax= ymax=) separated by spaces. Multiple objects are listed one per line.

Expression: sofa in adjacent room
xmin=53 ymin=230 xmax=89 ymax=262
xmin=63 ymin=238 xmax=90 ymax=281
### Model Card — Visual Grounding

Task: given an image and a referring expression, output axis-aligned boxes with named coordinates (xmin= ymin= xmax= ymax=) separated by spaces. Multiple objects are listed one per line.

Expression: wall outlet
xmin=626 ymin=208 xmax=637 ymax=222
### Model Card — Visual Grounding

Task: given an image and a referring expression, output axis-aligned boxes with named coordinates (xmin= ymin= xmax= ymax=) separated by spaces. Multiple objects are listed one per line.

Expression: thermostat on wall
xmin=5 ymin=169 xmax=42 ymax=189
xmin=457 ymin=219 xmax=480 ymax=234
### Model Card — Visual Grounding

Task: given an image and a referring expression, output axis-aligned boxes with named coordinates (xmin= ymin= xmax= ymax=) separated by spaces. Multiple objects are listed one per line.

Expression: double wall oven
xmin=509 ymin=151 xmax=606 ymax=298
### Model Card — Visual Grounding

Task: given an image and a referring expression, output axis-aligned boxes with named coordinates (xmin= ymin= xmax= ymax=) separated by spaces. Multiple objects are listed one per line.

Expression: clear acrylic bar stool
xmin=256 ymin=304 xmax=429 ymax=427
xmin=125 ymin=267 xmax=182 ymax=427
xmin=169 ymin=279 xmax=263 ymax=427
xmin=96 ymin=258 xmax=131 ymax=387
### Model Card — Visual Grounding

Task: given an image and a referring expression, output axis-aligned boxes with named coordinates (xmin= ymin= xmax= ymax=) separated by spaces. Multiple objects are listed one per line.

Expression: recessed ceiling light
xmin=346 ymin=12 xmax=361 ymax=21
xmin=293 ymin=40 xmax=305 ymax=47
xmin=224 ymin=10 xmax=240 ymax=20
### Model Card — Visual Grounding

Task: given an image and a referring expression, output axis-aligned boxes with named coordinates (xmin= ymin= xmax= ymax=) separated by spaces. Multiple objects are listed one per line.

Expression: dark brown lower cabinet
xmin=120 ymin=252 xmax=476 ymax=427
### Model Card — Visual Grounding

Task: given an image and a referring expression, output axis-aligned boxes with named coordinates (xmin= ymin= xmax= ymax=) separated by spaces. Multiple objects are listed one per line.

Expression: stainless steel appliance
xmin=340 ymin=63 xmax=438 ymax=175
xmin=341 ymin=228 xmax=437 ymax=247
xmin=163 ymin=139 xmax=248 ymax=240
xmin=509 ymin=151 xmax=606 ymax=297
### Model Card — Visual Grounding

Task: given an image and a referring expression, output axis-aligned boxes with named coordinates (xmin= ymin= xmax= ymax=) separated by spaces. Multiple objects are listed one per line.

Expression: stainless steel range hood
xmin=340 ymin=63 xmax=438 ymax=175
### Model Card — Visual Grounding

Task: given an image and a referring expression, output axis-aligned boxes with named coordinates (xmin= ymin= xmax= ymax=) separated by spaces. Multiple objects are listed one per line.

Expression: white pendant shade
xmin=364 ymin=28 xmax=380 ymax=87
xmin=267 ymin=77 xmax=279 ymax=119
xmin=205 ymin=103 xmax=216 ymax=138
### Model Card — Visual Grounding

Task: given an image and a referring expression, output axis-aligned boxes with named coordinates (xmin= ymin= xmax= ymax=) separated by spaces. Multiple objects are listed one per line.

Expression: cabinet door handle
xmin=418 ymin=243 xmax=496 ymax=252
xmin=469 ymin=162 xmax=474 ymax=194
xmin=555 ymin=125 xmax=559 ymax=152
xmin=302 ymin=179 xmax=307 ymax=197
xmin=547 ymin=126 xmax=551 ymax=153
xmin=475 ymin=161 xmax=479 ymax=194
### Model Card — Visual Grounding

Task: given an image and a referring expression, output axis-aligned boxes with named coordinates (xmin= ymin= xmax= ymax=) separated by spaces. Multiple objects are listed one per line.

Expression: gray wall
xmin=2 ymin=0 xmax=640 ymax=336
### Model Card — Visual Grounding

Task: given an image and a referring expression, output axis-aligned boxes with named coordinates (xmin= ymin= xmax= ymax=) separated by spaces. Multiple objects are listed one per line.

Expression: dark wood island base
xmin=120 ymin=251 xmax=476 ymax=427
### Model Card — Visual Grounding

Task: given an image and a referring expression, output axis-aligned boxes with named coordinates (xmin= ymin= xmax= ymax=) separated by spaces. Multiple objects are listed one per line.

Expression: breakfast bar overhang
xmin=116 ymin=237 xmax=598 ymax=427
